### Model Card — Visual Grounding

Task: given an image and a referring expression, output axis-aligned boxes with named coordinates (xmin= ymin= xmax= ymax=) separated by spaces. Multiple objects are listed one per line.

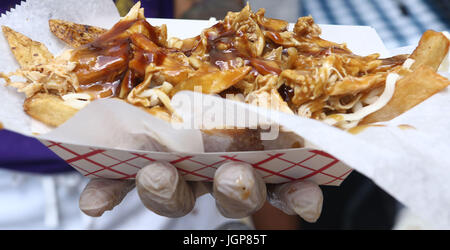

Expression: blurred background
xmin=0 ymin=0 xmax=448 ymax=230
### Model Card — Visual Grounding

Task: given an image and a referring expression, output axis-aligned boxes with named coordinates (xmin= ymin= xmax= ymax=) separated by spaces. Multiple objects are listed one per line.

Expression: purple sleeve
xmin=0 ymin=130 xmax=73 ymax=174
xmin=1 ymin=1 xmax=174 ymax=18
xmin=0 ymin=1 xmax=19 ymax=14
xmin=137 ymin=0 xmax=174 ymax=18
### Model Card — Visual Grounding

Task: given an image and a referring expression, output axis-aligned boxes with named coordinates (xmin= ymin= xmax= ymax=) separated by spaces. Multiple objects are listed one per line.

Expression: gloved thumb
xmin=268 ymin=181 xmax=323 ymax=223
xmin=136 ymin=161 xmax=196 ymax=218
xmin=213 ymin=162 xmax=267 ymax=218
xmin=79 ymin=178 xmax=135 ymax=217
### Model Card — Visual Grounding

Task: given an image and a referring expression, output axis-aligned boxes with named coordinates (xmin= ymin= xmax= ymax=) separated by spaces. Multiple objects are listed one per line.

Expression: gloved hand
xmin=79 ymin=128 xmax=323 ymax=222
xmin=79 ymin=161 xmax=323 ymax=223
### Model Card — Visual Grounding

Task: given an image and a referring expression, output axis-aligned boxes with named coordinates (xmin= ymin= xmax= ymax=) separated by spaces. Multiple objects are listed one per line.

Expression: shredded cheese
xmin=62 ymin=93 xmax=92 ymax=110
xmin=138 ymin=82 xmax=174 ymax=112
xmin=323 ymin=61 xmax=344 ymax=81
xmin=324 ymin=57 xmax=414 ymax=129
xmin=324 ymin=73 xmax=400 ymax=127
xmin=438 ymin=31 xmax=450 ymax=73
xmin=208 ymin=17 xmax=218 ymax=26
xmin=403 ymin=58 xmax=416 ymax=70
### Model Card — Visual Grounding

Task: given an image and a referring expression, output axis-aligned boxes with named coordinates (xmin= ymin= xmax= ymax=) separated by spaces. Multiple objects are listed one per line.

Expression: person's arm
xmin=0 ymin=130 xmax=73 ymax=174
xmin=252 ymin=202 xmax=301 ymax=230
xmin=174 ymin=0 xmax=198 ymax=18
xmin=174 ymin=0 xmax=244 ymax=19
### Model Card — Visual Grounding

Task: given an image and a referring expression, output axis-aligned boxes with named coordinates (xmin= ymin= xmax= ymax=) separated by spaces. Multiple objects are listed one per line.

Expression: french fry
xmin=145 ymin=106 xmax=172 ymax=122
xmin=48 ymin=19 xmax=107 ymax=48
xmin=360 ymin=65 xmax=450 ymax=124
xmin=2 ymin=26 xmax=54 ymax=68
xmin=24 ymin=93 xmax=78 ymax=127
xmin=410 ymin=30 xmax=450 ymax=72
xmin=170 ymin=66 xmax=252 ymax=96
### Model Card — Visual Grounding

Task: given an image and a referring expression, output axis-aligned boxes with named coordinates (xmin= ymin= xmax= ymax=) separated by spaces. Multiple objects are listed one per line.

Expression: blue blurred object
xmin=0 ymin=130 xmax=73 ymax=174
xmin=138 ymin=0 xmax=174 ymax=18
xmin=0 ymin=0 xmax=174 ymax=17
xmin=0 ymin=1 xmax=17 ymax=15
xmin=300 ymin=0 xmax=450 ymax=49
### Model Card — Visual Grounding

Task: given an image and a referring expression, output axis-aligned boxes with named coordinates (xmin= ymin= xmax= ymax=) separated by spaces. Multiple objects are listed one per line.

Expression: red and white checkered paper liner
xmin=40 ymin=139 xmax=353 ymax=185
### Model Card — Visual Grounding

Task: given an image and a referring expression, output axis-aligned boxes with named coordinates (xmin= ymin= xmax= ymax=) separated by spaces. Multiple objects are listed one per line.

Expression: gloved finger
xmin=267 ymin=181 xmax=323 ymax=223
xmin=79 ymin=178 xmax=135 ymax=217
xmin=136 ymin=161 xmax=196 ymax=218
xmin=213 ymin=162 xmax=267 ymax=219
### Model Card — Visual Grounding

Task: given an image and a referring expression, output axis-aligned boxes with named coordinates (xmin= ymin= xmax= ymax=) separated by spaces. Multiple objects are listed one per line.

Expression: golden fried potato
xmin=2 ymin=26 xmax=54 ymax=68
xmin=48 ymin=19 xmax=107 ymax=48
xmin=145 ymin=106 xmax=172 ymax=122
xmin=410 ymin=30 xmax=450 ymax=72
xmin=24 ymin=93 xmax=78 ymax=127
xmin=170 ymin=66 xmax=252 ymax=96
xmin=360 ymin=65 xmax=450 ymax=124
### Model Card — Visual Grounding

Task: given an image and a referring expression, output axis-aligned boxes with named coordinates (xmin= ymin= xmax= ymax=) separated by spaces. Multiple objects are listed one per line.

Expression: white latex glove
xmin=79 ymin=130 xmax=323 ymax=222
xmin=79 ymin=161 xmax=323 ymax=222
